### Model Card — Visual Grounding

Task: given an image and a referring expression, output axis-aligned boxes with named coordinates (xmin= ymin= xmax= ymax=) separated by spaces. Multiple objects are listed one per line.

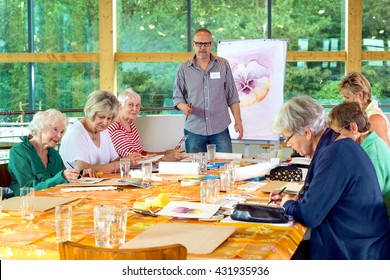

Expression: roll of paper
xmin=215 ymin=152 xmax=243 ymax=160
xmin=158 ymin=162 xmax=199 ymax=175
xmin=234 ymin=162 xmax=272 ymax=181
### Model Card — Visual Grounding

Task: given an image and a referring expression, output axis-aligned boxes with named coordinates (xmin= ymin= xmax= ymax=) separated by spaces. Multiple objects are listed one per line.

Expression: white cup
xmin=120 ymin=158 xmax=131 ymax=180
xmin=55 ymin=204 xmax=72 ymax=242
xmin=94 ymin=205 xmax=113 ymax=247
xmin=0 ymin=187 xmax=3 ymax=201
xmin=207 ymin=144 xmax=216 ymax=163
xmin=110 ymin=205 xmax=128 ymax=247
xmin=141 ymin=162 xmax=152 ymax=183
xmin=20 ymin=187 xmax=34 ymax=221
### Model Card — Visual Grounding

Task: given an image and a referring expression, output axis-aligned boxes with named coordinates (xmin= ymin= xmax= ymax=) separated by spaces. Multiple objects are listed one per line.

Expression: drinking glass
xmin=20 ymin=187 xmax=34 ymax=221
xmin=120 ymin=158 xmax=131 ymax=180
xmin=55 ymin=204 xmax=72 ymax=242
xmin=94 ymin=205 xmax=113 ymax=247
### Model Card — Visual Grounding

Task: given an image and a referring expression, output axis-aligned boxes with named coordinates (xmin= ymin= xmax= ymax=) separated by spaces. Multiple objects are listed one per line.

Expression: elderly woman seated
xmin=108 ymin=88 xmax=182 ymax=161
xmin=269 ymin=95 xmax=390 ymax=260
xmin=8 ymin=109 xmax=87 ymax=196
xmin=60 ymin=90 xmax=140 ymax=174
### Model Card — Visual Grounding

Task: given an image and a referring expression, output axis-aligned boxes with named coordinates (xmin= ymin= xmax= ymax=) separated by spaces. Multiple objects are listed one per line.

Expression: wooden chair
xmin=58 ymin=241 xmax=187 ymax=260
xmin=0 ymin=163 xmax=12 ymax=187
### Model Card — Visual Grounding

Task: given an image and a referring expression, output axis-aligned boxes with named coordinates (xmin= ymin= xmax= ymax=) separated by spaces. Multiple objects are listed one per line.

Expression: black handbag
xmin=269 ymin=165 xmax=303 ymax=182
xmin=230 ymin=203 xmax=289 ymax=223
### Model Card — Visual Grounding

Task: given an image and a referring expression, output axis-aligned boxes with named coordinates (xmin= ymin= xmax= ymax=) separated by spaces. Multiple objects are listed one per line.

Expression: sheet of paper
xmin=75 ymin=177 xmax=109 ymax=184
xmin=61 ymin=186 xmax=117 ymax=192
xmin=121 ymin=223 xmax=236 ymax=254
xmin=137 ymin=154 xmax=164 ymax=164
xmin=0 ymin=196 xmax=77 ymax=211
xmin=156 ymin=201 xmax=220 ymax=219
xmin=259 ymin=181 xmax=304 ymax=194
xmin=237 ymin=182 xmax=268 ymax=192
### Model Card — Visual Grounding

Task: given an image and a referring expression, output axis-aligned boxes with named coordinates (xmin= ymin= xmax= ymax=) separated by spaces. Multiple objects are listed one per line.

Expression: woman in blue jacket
xmin=269 ymin=95 xmax=390 ymax=260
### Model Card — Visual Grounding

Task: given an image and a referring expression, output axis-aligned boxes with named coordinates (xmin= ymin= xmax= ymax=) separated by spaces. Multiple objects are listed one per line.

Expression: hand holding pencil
xmin=267 ymin=186 xmax=287 ymax=205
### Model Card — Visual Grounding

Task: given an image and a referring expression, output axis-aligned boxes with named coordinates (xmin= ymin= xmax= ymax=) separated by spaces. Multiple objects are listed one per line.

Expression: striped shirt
xmin=108 ymin=121 xmax=143 ymax=157
xmin=173 ymin=54 xmax=240 ymax=136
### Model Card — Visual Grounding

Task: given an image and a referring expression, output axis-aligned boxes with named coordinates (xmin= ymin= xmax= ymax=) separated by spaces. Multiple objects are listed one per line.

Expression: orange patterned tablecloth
xmin=0 ymin=176 xmax=306 ymax=260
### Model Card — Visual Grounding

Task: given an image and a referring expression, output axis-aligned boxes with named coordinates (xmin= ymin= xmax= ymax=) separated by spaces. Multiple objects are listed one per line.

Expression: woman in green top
xmin=328 ymin=102 xmax=390 ymax=217
xmin=8 ymin=109 xmax=91 ymax=196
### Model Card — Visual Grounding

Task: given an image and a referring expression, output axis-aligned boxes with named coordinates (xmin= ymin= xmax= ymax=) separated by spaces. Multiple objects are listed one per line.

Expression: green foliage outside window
xmin=0 ymin=0 xmax=389 ymax=114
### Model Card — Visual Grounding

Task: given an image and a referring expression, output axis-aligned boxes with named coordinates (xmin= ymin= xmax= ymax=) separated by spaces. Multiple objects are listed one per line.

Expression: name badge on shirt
xmin=210 ymin=72 xmax=220 ymax=79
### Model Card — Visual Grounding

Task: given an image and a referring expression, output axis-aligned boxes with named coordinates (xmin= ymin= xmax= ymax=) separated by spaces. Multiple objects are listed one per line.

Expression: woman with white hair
xmin=108 ymin=88 xmax=182 ymax=161
xmin=8 ymin=109 xmax=82 ymax=196
xmin=60 ymin=90 xmax=137 ymax=173
xmin=269 ymin=95 xmax=390 ymax=260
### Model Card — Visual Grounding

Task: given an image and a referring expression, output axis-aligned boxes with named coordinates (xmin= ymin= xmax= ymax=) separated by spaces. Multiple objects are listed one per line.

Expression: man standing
xmin=173 ymin=28 xmax=243 ymax=153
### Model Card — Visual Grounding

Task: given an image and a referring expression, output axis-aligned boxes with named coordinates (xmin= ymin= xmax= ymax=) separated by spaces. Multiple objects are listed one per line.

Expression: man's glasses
xmin=284 ymin=133 xmax=295 ymax=145
xmin=193 ymin=41 xmax=213 ymax=47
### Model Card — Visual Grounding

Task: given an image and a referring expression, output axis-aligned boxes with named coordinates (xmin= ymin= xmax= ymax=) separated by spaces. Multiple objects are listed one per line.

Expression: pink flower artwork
xmin=232 ymin=60 xmax=270 ymax=107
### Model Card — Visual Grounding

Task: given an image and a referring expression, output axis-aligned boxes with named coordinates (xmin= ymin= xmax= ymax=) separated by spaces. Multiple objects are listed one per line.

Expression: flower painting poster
xmin=218 ymin=39 xmax=288 ymax=141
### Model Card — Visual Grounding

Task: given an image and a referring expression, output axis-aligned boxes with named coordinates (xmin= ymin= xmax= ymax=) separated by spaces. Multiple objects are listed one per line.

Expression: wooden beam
xmin=362 ymin=51 xmax=390 ymax=61
xmin=115 ymin=52 xmax=194 ymax=62
xmin=346 ymin=0 xmax=362 ymax=73
xmin=99 ymin=0 xmax=116 ymax=94
xmin=286 ymin=51 xmax=346 ymax=62
xmin=0 ymin=53 xmax=99 ymax=63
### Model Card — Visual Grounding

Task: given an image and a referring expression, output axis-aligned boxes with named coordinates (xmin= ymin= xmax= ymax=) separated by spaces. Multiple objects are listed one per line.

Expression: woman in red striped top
xmin=108 ymin=88 xmax=182 ymax=161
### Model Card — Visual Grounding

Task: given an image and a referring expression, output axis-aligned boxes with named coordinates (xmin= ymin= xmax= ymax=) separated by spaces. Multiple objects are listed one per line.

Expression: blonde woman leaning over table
xmin=269 ymin=95 xmax=390 ymax=260
xmin=8 ymin=109 xmax=90 ymax=196
xmin=328 ymin=102 xmax=390 ymax=218
xmin=339 ymin=72 xmax=390 ymax=147
xmin=59 ymin=90 xmax=140 ymax=174
xmin=108 ymin=88 xmax=182 ymax=161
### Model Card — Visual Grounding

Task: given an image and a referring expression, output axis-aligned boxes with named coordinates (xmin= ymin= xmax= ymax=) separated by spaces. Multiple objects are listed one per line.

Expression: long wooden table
xmin=0 ymin=175 xmax=306 ymax=260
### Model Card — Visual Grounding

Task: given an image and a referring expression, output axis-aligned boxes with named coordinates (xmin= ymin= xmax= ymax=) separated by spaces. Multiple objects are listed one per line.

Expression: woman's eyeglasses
xmin=284 ymin=133 xmax=295 ymax=144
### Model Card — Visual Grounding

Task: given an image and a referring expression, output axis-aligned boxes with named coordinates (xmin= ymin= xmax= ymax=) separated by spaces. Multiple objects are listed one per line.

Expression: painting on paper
xmin=218 ymin=39 xmax=287 ymax=141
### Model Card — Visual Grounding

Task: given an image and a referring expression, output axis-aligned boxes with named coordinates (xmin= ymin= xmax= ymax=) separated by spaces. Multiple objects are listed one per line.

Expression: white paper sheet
xmin=61 ymin=186 xmax=117 ymax=192
xmin=156 ymin=201 xmax=220 ymax=219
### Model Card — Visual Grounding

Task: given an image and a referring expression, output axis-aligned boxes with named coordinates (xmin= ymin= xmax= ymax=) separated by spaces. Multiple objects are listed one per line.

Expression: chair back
xmin=58 ymin=241 xmax=187 ymax=260
xmin=0 ymin=163 xmax=11 ymax=187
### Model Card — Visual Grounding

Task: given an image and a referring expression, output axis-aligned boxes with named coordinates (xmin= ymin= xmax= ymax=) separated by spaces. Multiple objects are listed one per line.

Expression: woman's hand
xmin=63 ymin=168 xmax=81 ymax=182
xmin=81 ymin=167 xmax=98 ymax=178
xmin=127 ymin=153 xmax=142 ymax=165
xmin=268 ymin=191 xmax=285 ymax=206
xmin=268 ymin=191 xmax=298 ymax=206
xmin=162 ymin=149 xmax=183 ymax=161
xmin=280 ymin=193 xmax=298 ymax=206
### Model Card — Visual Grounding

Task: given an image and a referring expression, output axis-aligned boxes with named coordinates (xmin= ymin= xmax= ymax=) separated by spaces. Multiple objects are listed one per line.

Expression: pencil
xmin=67 ymin=161 xmax=84 ymax=179
xmin=267 ymin=186 xmax=287 ymax=205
